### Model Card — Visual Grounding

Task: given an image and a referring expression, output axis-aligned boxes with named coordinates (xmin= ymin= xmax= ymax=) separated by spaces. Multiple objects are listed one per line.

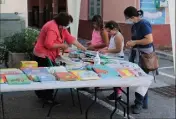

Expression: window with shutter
xmin=88 ymin=0 xmax=102 ymax=20
xmin=0 ymin=0 xmax=5 ymax=4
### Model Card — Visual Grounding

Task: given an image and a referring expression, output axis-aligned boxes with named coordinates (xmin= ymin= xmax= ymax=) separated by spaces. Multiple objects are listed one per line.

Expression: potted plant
xmin=3 ymin=28 xmax=39 ymax=68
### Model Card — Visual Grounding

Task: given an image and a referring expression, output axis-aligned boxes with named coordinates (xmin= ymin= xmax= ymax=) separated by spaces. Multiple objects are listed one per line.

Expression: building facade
xmin=79 ymin=0 xmax=171 ymax=48
xmin=0 ymin=0 xmax=28 ymax=27
xmin=27 ymin=0 xmax=172 ymax=48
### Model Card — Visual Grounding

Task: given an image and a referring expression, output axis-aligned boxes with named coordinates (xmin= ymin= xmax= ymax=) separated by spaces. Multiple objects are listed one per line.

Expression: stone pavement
xmin=0 ymin=90 xmax=122 ymax=119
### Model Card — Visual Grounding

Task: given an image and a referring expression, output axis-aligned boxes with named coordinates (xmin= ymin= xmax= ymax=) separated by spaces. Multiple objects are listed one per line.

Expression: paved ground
xmin=0 ymin=40 xmax=175 ymax=119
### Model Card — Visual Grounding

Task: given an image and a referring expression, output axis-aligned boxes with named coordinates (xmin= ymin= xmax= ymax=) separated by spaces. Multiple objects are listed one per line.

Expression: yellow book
xmin=20 ymin=61 xmax=38 ymax=68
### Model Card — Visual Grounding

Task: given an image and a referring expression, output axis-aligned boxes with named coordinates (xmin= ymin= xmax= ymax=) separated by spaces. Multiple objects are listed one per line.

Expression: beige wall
xmin=0 ymin=0 xmax=28 ymax=27
xmin=103 ymin=0 xmax=137 ymax=22
xmin=80 ymin=0 xmax=89 ymax=20
xmin=79 ymin=0 xmax=170 ymax=24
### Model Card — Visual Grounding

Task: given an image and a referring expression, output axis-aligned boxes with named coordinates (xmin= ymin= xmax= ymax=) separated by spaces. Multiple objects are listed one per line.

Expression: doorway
xmin=58 ymin=0 xmax=67 ymax=13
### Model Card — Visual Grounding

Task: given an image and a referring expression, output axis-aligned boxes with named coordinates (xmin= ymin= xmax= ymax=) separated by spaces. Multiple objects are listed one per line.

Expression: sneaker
xmin=131 ymin=104 xmax=148 ymax=109
xmin=131 ymin=104 xmax=142 ymax=114
xmin=44 ymin=99 xmax=61 ymax=105
xmin=107 ymin=92 xmax=122 ymax=102
xmin=142 ymin=104 xmax=148 ymax=109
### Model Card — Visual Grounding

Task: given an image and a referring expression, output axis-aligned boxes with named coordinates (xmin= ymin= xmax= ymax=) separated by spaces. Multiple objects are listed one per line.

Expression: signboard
xmin=140 ymin=0 xmax=166 ymax=24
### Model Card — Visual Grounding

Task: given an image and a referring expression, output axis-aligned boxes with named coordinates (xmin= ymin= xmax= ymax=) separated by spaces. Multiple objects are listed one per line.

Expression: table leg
xmin=1 ymin=94 xmax=5 ymax=119
xmin=70 ymin=88 xmax=75 ymax=107
xmin=127 ymin=87 xmax=130 ymax=119
xmin=110 ymin=87 xmax=118 ymax=119
xmin=76 ymin=89 xmax=83 ymax=114
xmin=47 ymin=89 xmax=59 ymax=117
xmin=85 ymin=87 xmax=98 ymax=119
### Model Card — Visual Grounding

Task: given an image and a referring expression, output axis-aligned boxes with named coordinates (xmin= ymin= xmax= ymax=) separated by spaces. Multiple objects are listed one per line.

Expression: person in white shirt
xmin=99 ymin=20 xmax=124 ymax=59
xmin=99 ymin=20 xmax=124 ymax=100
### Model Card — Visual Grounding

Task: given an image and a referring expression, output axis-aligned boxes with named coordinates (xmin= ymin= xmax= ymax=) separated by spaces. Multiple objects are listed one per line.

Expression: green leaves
xmin=3 ymin=28 xmax=39 ymax=53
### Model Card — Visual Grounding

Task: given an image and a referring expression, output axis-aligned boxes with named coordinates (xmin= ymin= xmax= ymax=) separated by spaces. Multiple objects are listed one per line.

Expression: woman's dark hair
xmin=92 ymin=15 xmax=104 ymax=29
xmin=105 ymin=20 xmax=121 ymax=33
xmin=54 ymin=12 xmax=73 ymax=26
xmin=124 ymin=6 xmax=144 ymax=19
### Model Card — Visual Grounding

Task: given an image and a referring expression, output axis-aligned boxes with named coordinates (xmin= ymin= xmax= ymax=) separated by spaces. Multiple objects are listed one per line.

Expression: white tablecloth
xmin=0 ymin=75 xmax=153 ymax=93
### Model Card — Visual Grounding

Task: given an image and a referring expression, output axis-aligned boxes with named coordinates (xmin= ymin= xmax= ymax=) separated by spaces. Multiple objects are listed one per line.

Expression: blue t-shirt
xmin=131 ymin=19 xmax=153 ymax=48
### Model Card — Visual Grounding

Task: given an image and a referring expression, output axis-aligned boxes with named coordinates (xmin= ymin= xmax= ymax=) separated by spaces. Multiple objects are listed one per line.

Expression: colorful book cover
xmin=130 ymin=68 xmax=147 ymax=77
xmin=78 ymin=70 xmax=100 ymax=80
xmin=6 ymin=74 xmax=31 ymax=85
xmin=27 ymin=74 xmax=40 ymax=82
xmin=92 ymin=65 xmax=119 ymax=79
xmin=20 ymin=61 xmax=38 ymax=68
xmin=0 ymin=68 xmax=23 ymax=75
xmin=117 ymin=68 xmax=136 ymax=78
xmin=0 ymin=74 xmax=7 ymax=84
xmin=55 ymin=72 xmax=77 ymax=81
xmin=47 ymin=66 xmax=67 ymax=74
xmin=22 ymin=67 xmax=49 ymax=74
xmin=37 ymin=74 xmax=56 ymax=82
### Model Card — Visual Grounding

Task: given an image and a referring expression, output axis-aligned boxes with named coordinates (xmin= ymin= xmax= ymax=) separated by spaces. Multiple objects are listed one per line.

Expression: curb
xmin=124 ymin=50 xmax=173 ymax=62
xmin=155 ymin=50 xmax=173 ymax=62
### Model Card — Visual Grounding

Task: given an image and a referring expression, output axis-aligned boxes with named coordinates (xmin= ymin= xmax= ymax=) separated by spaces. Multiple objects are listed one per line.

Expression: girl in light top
xmin=100 ymin=21 xmax=124 ymax=101
xmin=100 ymin=20 xmax=124 ymax=58
xmin=87 ymin=15 xmax=109 ymax=51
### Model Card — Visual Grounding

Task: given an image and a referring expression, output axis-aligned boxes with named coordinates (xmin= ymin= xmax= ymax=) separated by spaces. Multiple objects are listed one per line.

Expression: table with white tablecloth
xmin=0 ymin=55 xmax=153 ymax=119
xmin=0 ymin=74 xmax=153 ymax=119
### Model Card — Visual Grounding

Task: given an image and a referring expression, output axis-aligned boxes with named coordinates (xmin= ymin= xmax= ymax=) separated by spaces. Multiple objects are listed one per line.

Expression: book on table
xmin=27 ymin=73 xmax=56 ymax=82
xmin=47 ymin=66 xmax=67 ymax=74
xmin=6 ymin=74 xmax=31 ymax=85
xmin=92 ymin=65 xmax=119 ymax=79
xmin=0 ymin=74 xmax=7 ymax=84
xmin=117 ymin=68 xmax=136 ymax=78
xmin=55 ymin=72 xmax=78 ymax=81
xmin=0 ymin=68 xmax=23 ymax=75
xmin=21 ymin=67 xmax=49 ymax=74
xmin=70 ymin=70 xmax=100 ymax=80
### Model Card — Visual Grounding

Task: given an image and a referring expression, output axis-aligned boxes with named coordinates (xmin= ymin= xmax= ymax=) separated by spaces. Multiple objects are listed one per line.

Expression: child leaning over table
xmin=99 ymin=20 xmax=125 ymax=101
xmin=86 ymin=15 xmax=109 ymax=51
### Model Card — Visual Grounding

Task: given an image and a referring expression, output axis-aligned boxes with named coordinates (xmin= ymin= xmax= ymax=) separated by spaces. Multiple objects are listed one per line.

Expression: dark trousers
xmin=33 ymin=55 xmax=54 ymax=100
xmin=129 ymin=49 xmax=149 ymax=107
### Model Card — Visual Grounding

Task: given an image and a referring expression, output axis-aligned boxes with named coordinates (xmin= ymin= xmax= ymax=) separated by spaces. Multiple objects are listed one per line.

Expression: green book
xmin=6 ymin=74 xmax=31 ymax=85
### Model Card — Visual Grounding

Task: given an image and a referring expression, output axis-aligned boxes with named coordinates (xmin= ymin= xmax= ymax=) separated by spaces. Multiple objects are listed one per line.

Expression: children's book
xmin=78 ymin=70 xmax=100 ymax=80
xmin=27 ymin=74 xmax=40 ymax=82
xmin=27 ymin=73 xmax=56 ymax=82
xmin=37 ymin=73 xmax=56 ymax=82
xmin=130 ymin=68 xmax=147 ymax=77
xmin=0 ymin=68 xmax=23 ymax=75
xmin=0 ymin=74 xmax=7 ymax=84
xmin=117 ymin=68 xmax=136 ymax=78
xmin=55 ymin=72 xmax=78 ymax=81
xmin=22 ymin=67 xmax=49 ymax=74
xmin=92 ymin=65 xmax=119 ymax=79
xmin=6 ymin=74 xmax=31 ymax=85
xmin=47 ymin=66 xmax=67 ymax=74
xmin=20 ymin=61 xmax=38 ymax=68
